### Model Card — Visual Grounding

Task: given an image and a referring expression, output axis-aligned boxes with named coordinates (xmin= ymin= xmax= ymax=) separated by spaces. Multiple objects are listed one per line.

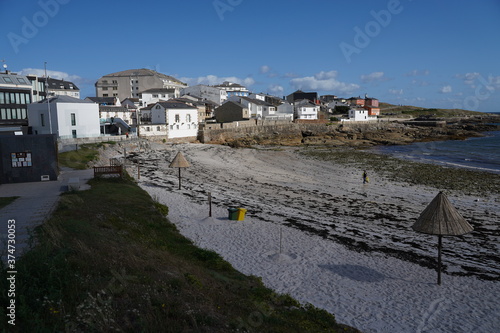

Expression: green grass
xmin=379 ymin=103 xmax=482 ymax=118
xmin=0 ymin=196 xmax=19 ymax=209
xmin=58 ymin=143 xmax=113 ymax=169
xmin=0 ymin=176 xmax=360 ymax=333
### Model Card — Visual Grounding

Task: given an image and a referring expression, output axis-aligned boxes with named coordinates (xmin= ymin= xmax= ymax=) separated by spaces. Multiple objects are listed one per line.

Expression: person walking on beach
xmin=363 ymin=170 xmax=369 ymax=184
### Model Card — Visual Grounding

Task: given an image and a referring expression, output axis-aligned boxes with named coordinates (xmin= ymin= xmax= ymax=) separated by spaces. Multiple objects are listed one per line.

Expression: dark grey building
xmin=0 ymin=134 xmax=58 ymax=184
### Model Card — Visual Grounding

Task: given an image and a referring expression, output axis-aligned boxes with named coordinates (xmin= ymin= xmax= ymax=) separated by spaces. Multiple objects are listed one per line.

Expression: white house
xmin=227 ymin=96 xmax=279 ymax=119
xmin=148 ymin=101 xmax=198 ymax=139
xmin=181 ymin=84 xmax=227 ymax=105
xmin=341 ymin=108 xmax=377 ymax=122
xmin=140 ymin=88 xmax=177 ymax=106
xmin=28 ymin=95 xmax=100 ymax=138
xmin=294 ymin=99 xmax=319 ymax=120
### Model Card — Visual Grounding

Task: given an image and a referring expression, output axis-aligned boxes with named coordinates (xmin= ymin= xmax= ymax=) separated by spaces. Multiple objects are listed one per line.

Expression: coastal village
xmin=0 ymin=67 xmax=380 ymax=140
xmin=1 ymin=66 xmax=500 ymax=333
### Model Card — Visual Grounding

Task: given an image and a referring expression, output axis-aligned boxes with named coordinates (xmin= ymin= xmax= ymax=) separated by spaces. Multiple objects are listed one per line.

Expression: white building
xmin=181 ymin=84 xmax=227 ymax=105
xmin=214 ymin=81 xmax=249 ymax=98
xmin=341 ymin=109 xmax=377 ymax=122
xmin=294 ymin=99 xmax=319 ymax=120
xmin=28 ymin=95 xmax=100 ymax=138
xmin=147 ymin=101 xmax=198 ymax=139
xmin=140 ymin=88 xmax=177 ymax=106
xmin=227 ymin=96 xmax=278 ymax=119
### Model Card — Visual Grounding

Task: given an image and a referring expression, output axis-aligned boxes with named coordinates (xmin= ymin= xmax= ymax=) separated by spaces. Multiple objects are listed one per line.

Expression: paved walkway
xmin=0 ymin=168 xmax=94 ymax=261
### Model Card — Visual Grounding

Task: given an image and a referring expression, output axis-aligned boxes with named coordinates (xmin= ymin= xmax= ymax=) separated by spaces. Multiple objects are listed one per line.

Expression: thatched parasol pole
xmin=168 ymin=152 xmax=190 ymax=190
xmin=412 ymin=191 xmax=473 ymax=285
xmin=437 ymin=235 xmax=442 ymax=285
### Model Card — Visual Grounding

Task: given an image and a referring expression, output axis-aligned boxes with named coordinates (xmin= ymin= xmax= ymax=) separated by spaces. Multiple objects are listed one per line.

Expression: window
xmin=112 ymin=87 xmax=117 ymax=90
xmin=153 ymin=94 xmax=158 ymax=98
xmin=103 ymin=94 xmax=108 ymax=97
xmin=71 ymin=113 xmax=76 ymax=126
xmin=170 ymin=125 xmax=173 ymax=130
xmin=72 ymin=130 xmax=77 ymax=138
xmin=186 ymin=114 xmax=191 ymax=122
xmin=2 ymin=76 xmax=12 ymax=83
xmin=176 ymin=125 xmax=179 ymax=130
xmin=102 ymin=87 xmax=108 ymax=90
xmin=112 ymin=80 xmax=117 ymax=84
xmin=0 ymin=92 xmax=4 ymax=104
xmin=41 ymin=114 xmax=45 ymax=126
xmin=102 ymin=80 xmax=108 ymax=84
xmin=155 ymin=105 xmax=161 ymax=109
xmin=157 ymin=126 xmax=160 ymax=131
xmin=0 ymin=108 xmax=5 ymax=119
xmin=175 ymin=114 xmax=180 ymax=122
xmin=17 ymin=78 xmax=27 ymax=84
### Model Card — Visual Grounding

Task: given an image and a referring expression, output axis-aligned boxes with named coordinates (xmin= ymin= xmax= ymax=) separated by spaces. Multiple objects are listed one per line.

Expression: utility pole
xmin=44 ymin=62 xmax=53 ymax=135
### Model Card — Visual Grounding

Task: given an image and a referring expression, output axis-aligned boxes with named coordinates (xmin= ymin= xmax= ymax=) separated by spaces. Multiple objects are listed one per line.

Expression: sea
xmin=373 ymin=119 xmax=500 ymax=174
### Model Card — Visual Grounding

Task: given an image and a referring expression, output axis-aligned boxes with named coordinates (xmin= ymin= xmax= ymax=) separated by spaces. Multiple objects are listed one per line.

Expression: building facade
xmin=28 ymin=95 xmax=100 ymax=138
xmin=0 ymin=72 xmax=32 ymax=127
xmin=181 ymin=84 xmax=227 ymax=105
xmin=95 ymin=68 xmax=187 ymax=101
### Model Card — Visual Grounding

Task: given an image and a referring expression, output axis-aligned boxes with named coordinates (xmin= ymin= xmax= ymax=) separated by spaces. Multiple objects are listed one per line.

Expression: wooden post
xmin=137 ymin=160 xmax=140 ymax=179
xmin=178 ymin=167 xmax=181 ymax=190
xmin=437 ymin=235 xmax=442 ymax=285
xmin=208 ymin=192 xmax=212 ymax=217
xmin=279 ymin=227 xmax=282 ymax=254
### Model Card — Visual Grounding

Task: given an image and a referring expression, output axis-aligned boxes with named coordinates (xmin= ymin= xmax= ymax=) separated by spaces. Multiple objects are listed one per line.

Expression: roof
xmin=99 ymin=105 xmax=130 ymax=112
xmin=169 ymin=152 xmax=190 ymax=168
xmin=0 ymin=73 xmax=31 ymax=87
xmin=101 ymin=68 xmax=186 ymax=85
xmin=214 ymin=81 xmax=245 ymax=88
xmin=142 ymin=101 xmax=197 ymax=110
xmin=44 ymin=77 xmax=79 ymax=91
xmin=140 ymin=88 xmax=176 ymax=94
xmin=412 ymin=192 xmax=474 ymax=236
xmin=38 ymin=95 xmax=92 ymax=104
xmin=85 ymin=97 xmax=118 ymax=105
xmin=236 ymin=96 xmax=274 ymax=106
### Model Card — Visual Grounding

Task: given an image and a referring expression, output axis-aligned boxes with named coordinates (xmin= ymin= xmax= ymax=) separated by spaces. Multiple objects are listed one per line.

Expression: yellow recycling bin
xmin=236 ymin=208 xmax=247 ymax=221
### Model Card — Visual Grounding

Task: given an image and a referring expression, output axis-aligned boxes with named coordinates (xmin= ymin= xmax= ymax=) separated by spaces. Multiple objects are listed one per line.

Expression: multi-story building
xmin=45 ymin=77 xmax=80 ymax=99
xmin=181 ymin=84 xmax=227 ymax=105
xmin=0 ymin=71 xmax=32 ymax=127
xmin=95 ymin=68 xmax=187 ymax=101
xmin=214 ymin=81 xmax=249 ymax=98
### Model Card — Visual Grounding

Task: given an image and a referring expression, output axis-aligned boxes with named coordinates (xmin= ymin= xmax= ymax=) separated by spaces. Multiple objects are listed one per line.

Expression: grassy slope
xmin=378 ymin=102 xmax=483 ymax=117
xmin=0 ymin=174 xmax=359 ymax=332
xmin=0 ymin=197 xmax=19 ymax=210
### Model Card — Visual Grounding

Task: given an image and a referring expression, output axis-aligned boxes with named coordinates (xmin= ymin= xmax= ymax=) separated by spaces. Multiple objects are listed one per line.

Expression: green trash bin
xmin=227 ymin=207 xmax=238 ymax=220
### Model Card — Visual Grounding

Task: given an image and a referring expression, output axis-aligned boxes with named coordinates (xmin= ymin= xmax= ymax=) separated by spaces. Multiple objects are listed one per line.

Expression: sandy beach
xmin=100 ymin=141 xmax=499 ymax=332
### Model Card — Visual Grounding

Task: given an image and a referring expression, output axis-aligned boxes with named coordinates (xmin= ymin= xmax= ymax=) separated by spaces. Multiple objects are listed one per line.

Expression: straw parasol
xmin=412 ymin=191 xmax=473 ymax=285
xmin=169 ymin=152 xmax=190 ymax=189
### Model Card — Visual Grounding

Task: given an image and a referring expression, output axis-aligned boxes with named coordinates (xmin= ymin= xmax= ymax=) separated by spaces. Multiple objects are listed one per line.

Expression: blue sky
xmin=1 ymin=0 xmax=499 ymax=112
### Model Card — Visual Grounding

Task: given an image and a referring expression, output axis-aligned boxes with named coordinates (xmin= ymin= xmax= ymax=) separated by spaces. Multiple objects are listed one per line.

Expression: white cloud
xmin=360 ymin=71 xmax=386 ymax=83
xmin=260 ymin=65 xmax=271 ymax=74
xmin=180 ymin=75 xmax=255 ymax=87
xmin=411 ymin=79 xmax=429 ymax=87
xmin=389 ymin=89 xmax=404 ymax=95
xmin=268 ymin=84 xmax=284 ymax=94
xmin=290 ymin=71 xmax=360 ymax=94
xmin=18 ymin=68 xmax=82 ymax=83
xmin=439 ymin=85 xmax=452 ymax=93
xmin=405 ymin=69 xmax=429 ymax=77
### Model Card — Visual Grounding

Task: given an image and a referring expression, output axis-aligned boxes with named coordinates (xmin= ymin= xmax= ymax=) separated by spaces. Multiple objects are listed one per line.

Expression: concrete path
xmin=0 ymin=168 xmax=94 ymax=262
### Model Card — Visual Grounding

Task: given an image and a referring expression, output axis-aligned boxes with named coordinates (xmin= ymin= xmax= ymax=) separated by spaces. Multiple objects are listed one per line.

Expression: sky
xmin=1 ymin=0 xmax=500 ymax=112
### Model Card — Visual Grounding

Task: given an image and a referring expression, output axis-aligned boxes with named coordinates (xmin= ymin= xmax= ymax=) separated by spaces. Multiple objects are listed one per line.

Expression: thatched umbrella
xmin=412 ymin=191 xmax=473 ymax=285
xmin=169 ymin=152 xmax=190 ymax=190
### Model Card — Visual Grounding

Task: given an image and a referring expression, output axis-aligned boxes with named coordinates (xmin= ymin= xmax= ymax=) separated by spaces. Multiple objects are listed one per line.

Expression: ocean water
xmin=374 ymin=129 xmax=500 ymax=174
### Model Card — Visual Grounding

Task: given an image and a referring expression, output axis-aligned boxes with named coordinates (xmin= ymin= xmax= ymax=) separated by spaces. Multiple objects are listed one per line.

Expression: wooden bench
xmin=94 ymin=165 xmax=123 ymax=178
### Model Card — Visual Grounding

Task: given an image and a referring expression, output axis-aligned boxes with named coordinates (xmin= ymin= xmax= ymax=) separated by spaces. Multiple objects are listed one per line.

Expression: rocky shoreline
xmin=226 ymin=115 xmax=500 ymax=148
